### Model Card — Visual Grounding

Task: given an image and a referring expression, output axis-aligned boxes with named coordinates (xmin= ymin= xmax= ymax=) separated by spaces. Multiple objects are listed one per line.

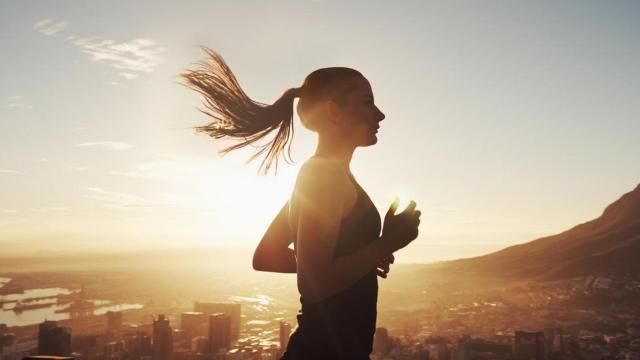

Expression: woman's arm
xmin=252 ymin=202 xmax=297 ymax=273
xmin=294 ymin=160 xmax=393 ymax=302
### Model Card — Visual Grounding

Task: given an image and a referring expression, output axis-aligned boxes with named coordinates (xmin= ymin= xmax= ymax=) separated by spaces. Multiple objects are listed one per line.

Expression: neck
xmin=314 ymin=134 xmax=355 ymax=169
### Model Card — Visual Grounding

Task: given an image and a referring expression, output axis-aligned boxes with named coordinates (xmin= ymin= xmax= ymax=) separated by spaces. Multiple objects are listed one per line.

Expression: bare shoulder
xmin=296 ymin=157 xmax=351 ymax=193
xmin=288 ymin=157 xmax=357 ymax=230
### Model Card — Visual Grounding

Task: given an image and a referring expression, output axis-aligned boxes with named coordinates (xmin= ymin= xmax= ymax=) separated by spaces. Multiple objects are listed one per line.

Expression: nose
xmin=377 ymin=108 xmax=385 ymax=122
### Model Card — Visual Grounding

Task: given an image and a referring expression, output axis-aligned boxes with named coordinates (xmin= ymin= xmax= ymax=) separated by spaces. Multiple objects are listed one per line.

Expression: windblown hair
xmin=180 ymin=46 xmax=297 ymax=174
xmin=180 ymin=46 xmax=363 ymax=175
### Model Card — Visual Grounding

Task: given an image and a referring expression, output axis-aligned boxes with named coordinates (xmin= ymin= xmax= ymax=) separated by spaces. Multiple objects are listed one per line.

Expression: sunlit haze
xmin=1 ymin=1 xmax=639 ymax=263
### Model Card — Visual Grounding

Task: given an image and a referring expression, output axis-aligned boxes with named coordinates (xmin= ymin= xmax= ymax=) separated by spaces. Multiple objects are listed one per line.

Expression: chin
xmin=361 ymin=135 xmax=378 ymax=147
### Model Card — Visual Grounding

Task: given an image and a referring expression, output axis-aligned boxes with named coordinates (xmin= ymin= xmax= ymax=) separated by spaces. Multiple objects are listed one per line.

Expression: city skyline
xmin=2 ymin=270 xmax=636 ymax=360
xmin=2 ymin=1 xmax=639 ymax=263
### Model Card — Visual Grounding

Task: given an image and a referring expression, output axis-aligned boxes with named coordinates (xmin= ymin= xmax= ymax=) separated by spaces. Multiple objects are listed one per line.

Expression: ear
xmin=323 ymin=99 xmax=346 ymax=127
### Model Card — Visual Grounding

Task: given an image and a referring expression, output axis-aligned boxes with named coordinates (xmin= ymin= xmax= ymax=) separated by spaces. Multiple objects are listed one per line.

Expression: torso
xmin=283 ymin=157 xmax=382 ymax=359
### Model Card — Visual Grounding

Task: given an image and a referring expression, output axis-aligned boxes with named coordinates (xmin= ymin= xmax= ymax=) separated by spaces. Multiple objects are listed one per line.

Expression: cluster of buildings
xmin=370 ymin=327 xmax=640 ymax=360
xmin=3 ymin=274 xmax=640 ymax=360
xmin=7 ymin=315 xmax=640 ymax=360
xmin=0 ymin=302 xmax=293 ymax=360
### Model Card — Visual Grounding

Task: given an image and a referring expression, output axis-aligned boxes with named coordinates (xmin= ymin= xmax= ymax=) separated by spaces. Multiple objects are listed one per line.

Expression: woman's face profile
xmin=336 ymin=77 xmax=386 ymax=147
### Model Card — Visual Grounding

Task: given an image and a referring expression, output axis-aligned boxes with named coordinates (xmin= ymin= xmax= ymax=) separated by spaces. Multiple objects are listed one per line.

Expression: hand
xmin=380 ymin=198 xmax=421 ymax=253
xmin=376 ymin=254 xmax=395 ymax=279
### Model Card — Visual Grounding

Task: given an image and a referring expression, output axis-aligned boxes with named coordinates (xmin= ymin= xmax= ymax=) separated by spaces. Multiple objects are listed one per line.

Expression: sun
xmin=187 ymin=158 xmax=299 ymax=242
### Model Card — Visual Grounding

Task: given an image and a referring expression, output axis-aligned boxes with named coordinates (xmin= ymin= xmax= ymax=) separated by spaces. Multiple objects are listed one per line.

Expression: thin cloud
xmin=67 ymin=166 xmax=90 ymax=172
xmin=84 ymin=187 xmax=193 ymax=211
xmin=75 ymin=141 xmax=134 ymax=150
xmin=5 ymin=96 xmax=34 ymax=110
xmin=33 ymin=17 xmax=164 ymax=81
xmin=118 ymin=72 xmax=139 ymax=80
xmin=86 ymin=187 xmax=143 ymax=208
xmin=28 ymin=207 xmax=70 ymax=213
xmin=108 ymin=170 xmax=153 ymax=179
xmin=106 ymin=157 xmax=220 ymax=184
xmin=72 ymin=37 xmax=165 ymax=80
xmin=33 ymin=18 xmax=67 ymax=36
xmin=0 ymin=168 xmax=23 ymax=174
xmin=33 ymin=18 xmax=53 ymax=28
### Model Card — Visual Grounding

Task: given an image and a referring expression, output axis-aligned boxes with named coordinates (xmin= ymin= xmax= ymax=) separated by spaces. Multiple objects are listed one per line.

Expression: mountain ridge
xmin=425 ymin=183 xmax=640 ymax=282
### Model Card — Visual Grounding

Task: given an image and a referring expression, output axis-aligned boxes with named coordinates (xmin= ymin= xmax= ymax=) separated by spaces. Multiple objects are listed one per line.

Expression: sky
xmin=1 ymin=0 xmax=639 ymax=263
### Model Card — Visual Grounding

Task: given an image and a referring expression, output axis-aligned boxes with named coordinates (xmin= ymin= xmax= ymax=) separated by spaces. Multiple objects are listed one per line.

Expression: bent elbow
xmin=253 ymin=260 xmax=267 ymax=272
xmin=252 ymin=251 xmax=266 ymax=271
xmin=253 ymin=246 xmax=277 ymax=272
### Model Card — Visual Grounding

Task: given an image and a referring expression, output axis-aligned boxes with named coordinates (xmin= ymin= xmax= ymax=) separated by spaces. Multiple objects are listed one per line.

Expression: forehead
xmin=349 ymin=77 xmax=373 ymax=96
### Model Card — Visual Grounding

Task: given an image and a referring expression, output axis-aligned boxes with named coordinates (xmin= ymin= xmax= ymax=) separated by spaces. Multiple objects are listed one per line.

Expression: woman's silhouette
xmin=181 ymin=47 xmax=421 ymax=359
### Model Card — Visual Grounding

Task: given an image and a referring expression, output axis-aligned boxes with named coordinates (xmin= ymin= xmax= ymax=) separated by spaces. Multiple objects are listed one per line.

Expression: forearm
xmin=301 ymin=237 xmax=391 ymax=301
xmin=253 ymin=248 xmax=296 ymax=273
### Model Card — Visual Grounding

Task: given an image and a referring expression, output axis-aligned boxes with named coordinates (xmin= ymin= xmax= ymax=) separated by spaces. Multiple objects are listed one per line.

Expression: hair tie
xmin=288 ymin=86 xmax=303 ymax=98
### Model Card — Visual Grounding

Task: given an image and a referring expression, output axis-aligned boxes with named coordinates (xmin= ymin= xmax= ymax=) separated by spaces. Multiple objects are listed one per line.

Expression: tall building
xmin=279 ymin=321 xmax=291 ymax=350
xmin=426 ymin=343 xmax=450 ymax=360
xmin=104 ymin=340 xmax=125 ymax=359
xmin=373 ymin=327 xmax=392 ymax=356
xmin=0 ymin=324 xmax=10 ymax=353
xmin=124 ymin=330 xmax=152 ymax=360
xmin=1 ymin=323 xmax=16 ymax=356
xmin=263 ymin=345 xmax=281 ymax=360
xmin=180 ymin=312 xmax=208 ymax=339
xmin=413 ymin=348 xmax=430 ymax=360
xmin=153 ymin=315 xmax=173 ymax=360
xmin=208 ymin=313 xmax=231 ymax=354
xmin=544 ymin=328 xmax=565 ymax=354
xmin=457 ymin=335 xmax=512 ymax=360
xmin=71 ymin=334 xmax=99 ymax=355
xmin=514 ymin=331 xmax=545 ymax=360
xmin=190 ymin=336 xmax=209 ymax=354
xmin=194 ymin=302 xmax=241 ymax=341
xmin=38 ymin=321 xmax=71 ymax=356
xmin=106 ymin=311 xmax=123 ymax=333
xmin=457 ymin=335 xmax=472 ymax=360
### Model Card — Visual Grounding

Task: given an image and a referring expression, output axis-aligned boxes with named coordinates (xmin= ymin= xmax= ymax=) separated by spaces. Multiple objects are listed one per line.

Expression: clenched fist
xmin=380 ymin=198 xmax=421 ymax=253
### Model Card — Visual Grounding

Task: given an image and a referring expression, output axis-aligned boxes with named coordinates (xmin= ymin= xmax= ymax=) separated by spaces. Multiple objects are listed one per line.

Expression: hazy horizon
xmin=2 ymin=1 xmax=639 ymax=264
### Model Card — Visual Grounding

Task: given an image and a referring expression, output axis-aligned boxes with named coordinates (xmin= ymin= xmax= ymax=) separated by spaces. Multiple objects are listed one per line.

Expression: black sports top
xmin=282 ymin=170 xmax=382 ymax=360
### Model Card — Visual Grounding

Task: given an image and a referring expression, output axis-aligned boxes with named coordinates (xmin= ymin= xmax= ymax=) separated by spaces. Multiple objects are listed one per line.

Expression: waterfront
xmin=0 ymin=278 xmax=143 ymax=327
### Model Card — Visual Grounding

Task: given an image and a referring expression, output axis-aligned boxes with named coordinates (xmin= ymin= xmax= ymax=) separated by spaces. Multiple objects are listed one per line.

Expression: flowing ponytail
xmin=180 ymin=46 xmax=299 ymax=175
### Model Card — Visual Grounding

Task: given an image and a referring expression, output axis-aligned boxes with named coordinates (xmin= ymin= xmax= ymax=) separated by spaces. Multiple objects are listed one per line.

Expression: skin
xmin=253 ymin=76 xmax=421 ymax=302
